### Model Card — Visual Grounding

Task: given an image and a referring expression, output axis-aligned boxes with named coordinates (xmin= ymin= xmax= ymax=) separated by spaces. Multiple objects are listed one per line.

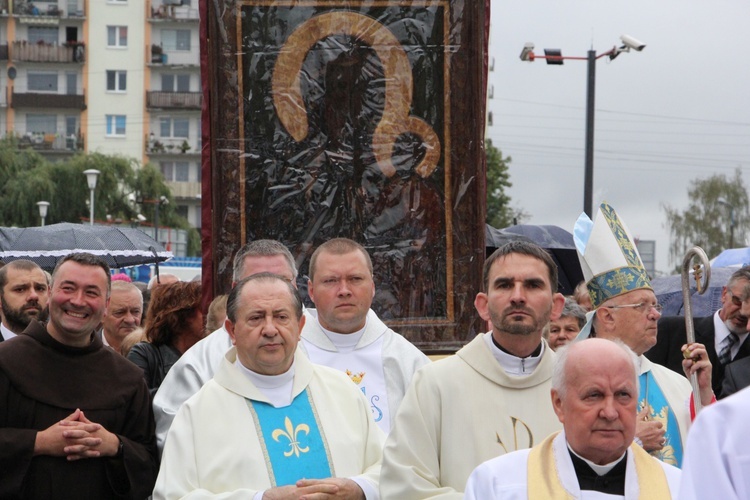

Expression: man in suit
xmin=645 ymin=266 xmax=750 ymax=397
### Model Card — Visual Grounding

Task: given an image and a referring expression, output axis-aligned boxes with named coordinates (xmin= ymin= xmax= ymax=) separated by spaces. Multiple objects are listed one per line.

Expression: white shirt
xmin=0 ymin=323 xmax=16 ymax=341
xmin=713 ymin=310 xmax=749 ymax=360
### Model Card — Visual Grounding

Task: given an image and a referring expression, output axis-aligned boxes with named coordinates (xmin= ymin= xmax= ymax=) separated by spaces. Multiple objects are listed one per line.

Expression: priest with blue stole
xmin=573 ymin=202 xmax=715 ymax=468
xmin=153 ymin=273 xmax=384 ymax=499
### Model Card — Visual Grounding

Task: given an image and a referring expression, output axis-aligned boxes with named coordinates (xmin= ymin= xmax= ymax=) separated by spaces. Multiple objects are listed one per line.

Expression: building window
xmin=161 ymin=74 xmax=190 ymax=92
xmin=176 ymin=205 xmax=189 ymax=220
xmin=27 ymin=114 xmax=57 ymax=134
xmin=28 ymin=27 xmax=59 ymax=45
xmin=106 ymin=70 xmax=127 ymax=92
xmin=161 ymin=29 xmax=191 ymax=51
xmin=107 ymin=26 xmax=128 ymax=48
xmin=161 ymin=161 xmax=190 ymax=182
xmin=106 ymin=115 xmax=126 ymax=136
xmin=28 ymin=73 xmax=58 ymax=92
xmin=160 ymin=117 xmax=189 ymax=138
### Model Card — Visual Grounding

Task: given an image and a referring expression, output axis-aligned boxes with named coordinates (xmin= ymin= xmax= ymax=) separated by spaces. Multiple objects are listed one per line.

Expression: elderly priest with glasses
xmin=570 ymin=203 xmax=715 ymax=468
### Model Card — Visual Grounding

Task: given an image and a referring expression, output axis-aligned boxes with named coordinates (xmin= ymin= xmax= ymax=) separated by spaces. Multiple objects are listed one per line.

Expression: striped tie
xmin=719 ymin=333 xmax=739 ymax=365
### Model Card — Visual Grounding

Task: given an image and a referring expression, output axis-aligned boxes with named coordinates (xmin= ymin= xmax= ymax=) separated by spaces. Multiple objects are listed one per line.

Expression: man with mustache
xmin=0 ymin=260 xmax=49 ymax=341
xmin=381 ymin=240 xmax=565 ymax=498
xmin=646 ymin=266 xmax=750 ymax=398
xmin=466 ymin=339 xmax=682 ymax=499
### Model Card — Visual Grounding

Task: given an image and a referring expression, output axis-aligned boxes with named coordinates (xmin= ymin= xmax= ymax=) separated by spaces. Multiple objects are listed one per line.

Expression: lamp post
xmin=520 ymin=35 xmax=646 ymax=217
xmin=717 ymin=198 xmax=736 ymax=249
xmin=136 ymin=195 xmax=169 ymax=244
xmin=36 ymin=201 xmax=50 ymax=227
xmin=83 ymin=169 xmax=100 ymax=226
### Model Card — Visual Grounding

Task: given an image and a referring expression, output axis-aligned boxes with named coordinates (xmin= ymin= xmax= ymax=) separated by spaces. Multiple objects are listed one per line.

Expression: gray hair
xmin=232 ymin=240 xmax=297 ymax=282
xmin=560 ymin=297 xmax=587 ymax=329
xmin=552 ymin=338 xmax=639 ymax=399
xmin=728 ymin=265 xmax=750 ymax=299
xmin=226 ymin=272 xmax=303 ymax=323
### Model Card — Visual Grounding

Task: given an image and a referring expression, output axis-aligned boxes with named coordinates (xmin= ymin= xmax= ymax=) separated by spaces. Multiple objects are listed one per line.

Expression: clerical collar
xmin=318 ymin=321 xmax=366 ymax=353
xmin=235 ymin=358 xmax=295 ymax=407
xmin=568 ymin=442 xmax=627 ymax=496
xmin=483 ymin=332 xmax=544 ymax=375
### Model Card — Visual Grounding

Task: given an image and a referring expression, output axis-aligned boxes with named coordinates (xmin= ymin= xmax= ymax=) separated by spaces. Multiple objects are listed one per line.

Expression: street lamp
xmin=136 ymin=195 xmax=169 ymax=244
xmin=36 ymin=201 xmax=50 ymax=227
xmin=83 ymin=169 xmax=100 ymax=226
xmin=520 ymin=35 xmax=646 ymax=217
xmin=717 ymin=198 xmax=735 ymax=249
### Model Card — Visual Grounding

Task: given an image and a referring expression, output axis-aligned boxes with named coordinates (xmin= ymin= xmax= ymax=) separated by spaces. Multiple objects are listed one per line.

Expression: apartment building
xmin=0 ymin=0 xmax=201 ymax=229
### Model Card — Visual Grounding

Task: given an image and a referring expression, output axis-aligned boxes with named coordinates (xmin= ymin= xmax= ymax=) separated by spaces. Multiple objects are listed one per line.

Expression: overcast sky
xmin=487 ymin=0 xmax=750 ymax=275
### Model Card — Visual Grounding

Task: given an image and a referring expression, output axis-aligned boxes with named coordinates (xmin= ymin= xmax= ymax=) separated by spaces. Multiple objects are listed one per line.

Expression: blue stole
xmin=639 ymin=372 xmax=684 ymax=467
xmin=246 ymin=389 xmax=334 ymax=486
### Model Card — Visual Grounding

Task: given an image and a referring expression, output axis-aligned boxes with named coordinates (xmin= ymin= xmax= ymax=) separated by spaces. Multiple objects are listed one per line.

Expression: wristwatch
xmin=116 ymin=436 xmax=125 ymax=458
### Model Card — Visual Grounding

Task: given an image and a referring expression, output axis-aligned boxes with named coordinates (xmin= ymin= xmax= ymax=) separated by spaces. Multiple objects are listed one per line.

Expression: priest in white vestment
xmin=466 ymin=338 xmax=682 ymax=499
xmin=153 ymin=273 xmax=384 ymax=500
xmin=300 ymin=238 xmax=430 ymax=434
xmin=680 ymin=385 xmax=750 ymax=499
xmin=153 ymin=240 xmax=300 ymax=454
xmin=380 ymin=241 xmax=566 ymax=498
xmin=573 ymin=202 xmax=715 ymax=467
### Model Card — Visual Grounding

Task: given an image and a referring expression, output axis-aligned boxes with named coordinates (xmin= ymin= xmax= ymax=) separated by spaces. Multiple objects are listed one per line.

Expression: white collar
xmin=483 ymin=332 xmax=544 ymax=375
xmin=714 ymin=309 xmax=749 ymax=355
xmin=0 ymin=323 xmax=16 ymax=341
xmin=567 ymin=440 xmax=627 ymax=476
xmin=317 ymin=319 xmax=366 ymax=353
xmin=235 ymin=357 xmax=296 ymax=407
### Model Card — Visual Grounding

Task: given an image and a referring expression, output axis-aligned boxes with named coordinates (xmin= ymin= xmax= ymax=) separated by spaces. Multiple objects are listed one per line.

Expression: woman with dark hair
xmin=127 ymin=281 xmax=204 ymax=394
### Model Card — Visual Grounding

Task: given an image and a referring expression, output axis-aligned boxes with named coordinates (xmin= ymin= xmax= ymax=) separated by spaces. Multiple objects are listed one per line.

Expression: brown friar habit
xmin=0 ymin=320 xmax=158 ymax=499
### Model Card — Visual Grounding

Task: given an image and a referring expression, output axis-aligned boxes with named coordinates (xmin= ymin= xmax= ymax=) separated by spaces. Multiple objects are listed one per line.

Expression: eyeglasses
xmin=726 ymin=289 xmax=743 ymax=307
xmin=605 ymin=302 xmax=663 ymax=314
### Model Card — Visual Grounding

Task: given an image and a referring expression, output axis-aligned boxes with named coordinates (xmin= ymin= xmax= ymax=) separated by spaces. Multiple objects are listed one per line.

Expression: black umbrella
xmin=0 ymin=223 xmax=173 ymax=271
xmin=485 ymin=224 xmax=584 ymax=296
xmin=652 ymin=267 xmax=734 ymax=317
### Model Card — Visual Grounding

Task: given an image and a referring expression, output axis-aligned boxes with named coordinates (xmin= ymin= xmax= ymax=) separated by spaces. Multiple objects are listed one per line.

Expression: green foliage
xmin=663 ymin=168 xmax=750 ymax=267
xmin=485 ymin=139 xmax=526 ymax=228
xmin=0 ymin=137 xmax=200 ymax=256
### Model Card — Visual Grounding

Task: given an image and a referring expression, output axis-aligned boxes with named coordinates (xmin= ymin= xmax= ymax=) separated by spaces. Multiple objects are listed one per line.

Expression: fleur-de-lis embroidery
xmin=272 ymin=416 xmax=310 ymax=457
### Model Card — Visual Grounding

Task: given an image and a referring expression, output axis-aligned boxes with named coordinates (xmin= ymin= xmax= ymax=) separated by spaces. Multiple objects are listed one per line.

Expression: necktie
xmin=719 ymin=333 xmax=739 ymax=365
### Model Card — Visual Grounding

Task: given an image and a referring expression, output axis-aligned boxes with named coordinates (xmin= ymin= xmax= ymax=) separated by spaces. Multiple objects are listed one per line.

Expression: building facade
xmin=0 ymin=0 xmax=201 ymax=229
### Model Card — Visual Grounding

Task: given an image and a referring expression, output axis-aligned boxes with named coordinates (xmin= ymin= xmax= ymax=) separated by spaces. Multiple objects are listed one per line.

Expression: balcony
xmin=12 ymin=92 xmax=86 ymax=110
xmin=166 ymin=181 xmax=201 ymax=199
xmin=145 ymin=136 xmax=199 ymax=155
xmin=15 ymin=132 xmax=84 ymax=153
xmin=11 ymin=41 xmax=85 ymax=63
xmin=13 ymin=0 xmax=85 ymax=19
xmin=148 ymin=0 xmax=199 ymax=22
xmin=147 ymin=91 xmax=202 ymax=110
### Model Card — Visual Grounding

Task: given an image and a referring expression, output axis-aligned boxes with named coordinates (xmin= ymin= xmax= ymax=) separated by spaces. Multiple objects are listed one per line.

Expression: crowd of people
xmin=0 ymin=202 xmax=749 ymax=498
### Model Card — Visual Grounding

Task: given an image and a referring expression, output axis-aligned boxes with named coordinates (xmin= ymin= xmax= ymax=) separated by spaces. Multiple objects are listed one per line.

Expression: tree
xmin=485 ymin=139 xmax=526 ymax=228
xmin=0 ymin=138 xmax=201 ymax=255
xmin=663 ymin=169 xmax=749 ymax=267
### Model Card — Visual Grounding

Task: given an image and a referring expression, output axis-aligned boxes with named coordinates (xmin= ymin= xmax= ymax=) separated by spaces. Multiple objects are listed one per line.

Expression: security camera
xmin=137 ymin=214 xmax=147 ymax=222
xmin=620 ymin=35 xmax=646 ymax=52
xmin=159 ymin=195 xmax=169 ymax=205
xmin=519 ymin=42 xmax=535 ymax=62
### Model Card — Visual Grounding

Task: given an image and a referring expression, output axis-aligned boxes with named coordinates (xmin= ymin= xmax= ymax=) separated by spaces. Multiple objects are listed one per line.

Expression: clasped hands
xmin=34 ymin=408 xmax=120 ymax=461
